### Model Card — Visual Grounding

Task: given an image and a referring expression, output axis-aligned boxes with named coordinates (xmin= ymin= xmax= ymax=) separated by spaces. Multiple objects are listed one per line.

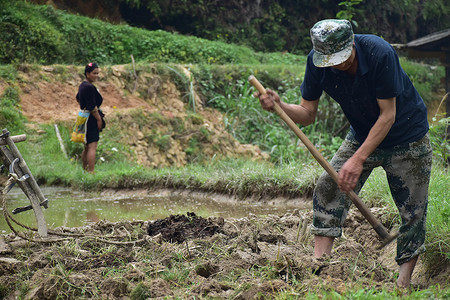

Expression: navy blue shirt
xmin=300 ymin=34 xmax=428 ymax=148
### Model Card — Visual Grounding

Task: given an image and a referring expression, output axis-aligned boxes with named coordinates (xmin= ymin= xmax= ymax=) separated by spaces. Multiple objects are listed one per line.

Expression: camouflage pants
xmin=310 ymin=131 xmax=432 ymax=265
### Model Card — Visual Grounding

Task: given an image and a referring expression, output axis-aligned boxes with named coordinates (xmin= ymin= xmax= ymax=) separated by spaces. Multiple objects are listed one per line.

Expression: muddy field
xmin=0 ymin=207 xmax=447 ymax=299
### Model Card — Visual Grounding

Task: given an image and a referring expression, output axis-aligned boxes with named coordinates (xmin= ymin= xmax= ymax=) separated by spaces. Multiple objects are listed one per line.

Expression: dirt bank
xmin=14 ymin=64 xmax=268 ymax=168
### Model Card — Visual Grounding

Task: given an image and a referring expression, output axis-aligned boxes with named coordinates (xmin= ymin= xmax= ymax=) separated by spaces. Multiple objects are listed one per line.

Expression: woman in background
xmin=76 ymin=62 xmax=104 ymax=173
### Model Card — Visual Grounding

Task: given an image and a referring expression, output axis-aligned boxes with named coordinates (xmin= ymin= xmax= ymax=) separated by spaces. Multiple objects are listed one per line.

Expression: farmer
xmin=254 ymin=19 xmax=431 ymax=288
xmin=76 ymin=62 xmax=105 ymax=173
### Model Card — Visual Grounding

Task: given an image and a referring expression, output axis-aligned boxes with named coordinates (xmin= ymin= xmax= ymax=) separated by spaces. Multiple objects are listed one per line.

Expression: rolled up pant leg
xmin=383 ymin=134 xmax=432 ymax=265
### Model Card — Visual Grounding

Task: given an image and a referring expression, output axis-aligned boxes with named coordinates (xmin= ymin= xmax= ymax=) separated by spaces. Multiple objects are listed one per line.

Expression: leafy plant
xmin=429 ymin=116 xmax=449 ymax=167
xmin=165 ymin=65 xmax=196 ymax=112
xmin=400 ymin=58 xmax=444 ymax=105
xmin=336 ymin=0 xmax=364 ymax=26
xmin=0 ymin=86 xmax=25 ymax=133
xmin=205 ymin=76 xmax=347 ymax=164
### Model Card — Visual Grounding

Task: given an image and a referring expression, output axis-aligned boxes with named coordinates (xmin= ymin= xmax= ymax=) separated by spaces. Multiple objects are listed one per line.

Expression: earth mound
xmin=147 ymin=212 xmax=224 ymax=243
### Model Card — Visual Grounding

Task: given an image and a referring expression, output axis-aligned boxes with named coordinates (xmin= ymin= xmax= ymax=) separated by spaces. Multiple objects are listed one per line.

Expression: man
xmin=255 ymin=19 xmax=432 ymax=288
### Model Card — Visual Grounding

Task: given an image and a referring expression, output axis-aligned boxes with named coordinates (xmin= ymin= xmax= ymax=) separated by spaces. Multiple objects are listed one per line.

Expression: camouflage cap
xmin=310 ymin=19 xmax=354 ymax=67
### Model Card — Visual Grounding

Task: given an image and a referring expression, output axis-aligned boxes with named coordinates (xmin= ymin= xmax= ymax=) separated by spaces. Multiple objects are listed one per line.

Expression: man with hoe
xmin=255 ymin=19 xmax=432 ymax=288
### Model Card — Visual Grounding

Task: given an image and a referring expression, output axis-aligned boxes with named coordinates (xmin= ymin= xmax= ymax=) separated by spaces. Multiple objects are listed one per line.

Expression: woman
xmin=76 ymin=62 xmax=105 ymax=173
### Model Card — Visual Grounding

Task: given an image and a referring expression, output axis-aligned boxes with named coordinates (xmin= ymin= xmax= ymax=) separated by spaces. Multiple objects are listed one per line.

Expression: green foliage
xmin=163 ymin=65 xmax=197 ymax=112
xmin=198 ymin=70 xmax=346 ymax=163
xmin=130 ymin=282 xmax=149 ymax=300
xmin=429 ymin=116 xmax=449 ymax=166
xmin=336 ymin=0 xmax=364 ymax=26
xmin=4 ymin=1 xmax=449 ymax=65
xmin=425 ymin=165 xmax=450 ymax=274
xmin=0 ymin=86 xmax=25 ymax=132
xmin=399 ymin=58 xmax=444 ymax=105
xmin=119 ymin=0 xmax=449 ymax=55
xmin=206 ymin=76 xmax=305 ymax=164
xmin=0 ymin=64 xmax=18 ymax=81
xmin=0 ymin=4 xmax=69 ymax=64
xmin=153 ymin=135 xmax=171 ymax=152
xmin=0 ymin=282 xmax=7 ymax=299
xmin=122 ymin=0 xmax=293 ymax=53
xmin=2 ymin=1 xmax=310 ymax=65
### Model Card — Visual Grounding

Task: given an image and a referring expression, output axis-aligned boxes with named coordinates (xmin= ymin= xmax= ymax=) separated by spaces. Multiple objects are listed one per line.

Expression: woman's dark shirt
xmin=76 ymin=81 xmax=103 ymax=111
xmin=76 ymin=81 xmax=103 ymax=143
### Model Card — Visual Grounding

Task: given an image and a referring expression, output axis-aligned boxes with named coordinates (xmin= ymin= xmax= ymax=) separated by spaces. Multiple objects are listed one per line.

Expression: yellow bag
xmin=71 ymin=110 xmax=90 ymax=143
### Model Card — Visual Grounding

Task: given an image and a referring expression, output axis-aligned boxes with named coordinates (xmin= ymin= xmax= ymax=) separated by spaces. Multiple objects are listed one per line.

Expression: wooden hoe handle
xmin=248 ymin=75 xmax=391 ymax=240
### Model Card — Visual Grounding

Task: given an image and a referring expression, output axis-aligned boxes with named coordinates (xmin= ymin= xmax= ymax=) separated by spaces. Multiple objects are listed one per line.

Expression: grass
xmin=300 ymin=285 xmax=449 ymax=299
xmin=24 ymin=130 xmax=322 ymax=199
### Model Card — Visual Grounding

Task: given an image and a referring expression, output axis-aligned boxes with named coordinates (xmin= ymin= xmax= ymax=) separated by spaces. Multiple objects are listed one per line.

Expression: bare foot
xmin=314 ymin=236 xmax=334 ymax=258
xmin=396 ymin=256 xmax=418 ymax=288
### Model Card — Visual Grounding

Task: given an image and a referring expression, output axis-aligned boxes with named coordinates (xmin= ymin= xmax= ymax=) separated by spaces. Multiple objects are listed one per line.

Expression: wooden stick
xmin=131 ymin=54 xmax=138 ymax=94
xmin=0 ymin=134 xmax=26 ymax=145
xmin=54 ymin=124 xmax=68 ymax=159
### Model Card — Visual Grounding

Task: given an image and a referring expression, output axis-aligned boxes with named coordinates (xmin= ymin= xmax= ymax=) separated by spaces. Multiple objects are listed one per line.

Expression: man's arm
xmin=257 ymin=89 xmax=319 ymax=126
xmin=280 ymin=97 xmax=319 ymax=125
xmin=338 ymin=97 xmax=396 ymax=192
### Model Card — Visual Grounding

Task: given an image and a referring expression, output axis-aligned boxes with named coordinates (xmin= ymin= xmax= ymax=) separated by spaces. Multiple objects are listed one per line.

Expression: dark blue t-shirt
xmin=300 ymin=34 xmax=428 ymax=148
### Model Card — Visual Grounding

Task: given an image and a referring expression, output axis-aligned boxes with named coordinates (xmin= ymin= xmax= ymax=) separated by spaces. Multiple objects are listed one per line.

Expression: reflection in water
xmin=0 ymin=186 xmax=311 ymax=234
xmin=86 ymin=211 xmax=100 ymax=223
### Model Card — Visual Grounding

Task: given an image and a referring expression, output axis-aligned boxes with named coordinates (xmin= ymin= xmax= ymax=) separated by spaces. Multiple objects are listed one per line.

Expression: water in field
xmin=0 ymin=186 xmax=311 ymax=234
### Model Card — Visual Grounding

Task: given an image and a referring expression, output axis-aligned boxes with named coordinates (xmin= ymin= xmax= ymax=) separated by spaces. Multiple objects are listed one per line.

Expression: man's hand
xmin=337 ymin=97 xmax=396 ymax=193
xmin=253 ymin=89 xmax=281 ymax=111
xmin=338 ymin=156 xmax=364 ymax=192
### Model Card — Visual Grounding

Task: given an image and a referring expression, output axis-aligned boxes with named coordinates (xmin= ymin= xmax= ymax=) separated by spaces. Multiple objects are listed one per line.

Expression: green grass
xmin=18 ymin=124 xmax=321 ymax=198
xmin=300 ymin=284 xmax=449 ymax=299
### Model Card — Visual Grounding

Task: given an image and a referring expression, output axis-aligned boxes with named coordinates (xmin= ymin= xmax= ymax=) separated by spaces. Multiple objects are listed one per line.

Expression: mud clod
xmin=146 ymin=211 xmax=224 ymax=243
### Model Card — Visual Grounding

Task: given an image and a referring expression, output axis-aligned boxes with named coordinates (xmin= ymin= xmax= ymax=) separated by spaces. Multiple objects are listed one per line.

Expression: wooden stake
xmin=54 ymin=124 xmax=68 ymax=159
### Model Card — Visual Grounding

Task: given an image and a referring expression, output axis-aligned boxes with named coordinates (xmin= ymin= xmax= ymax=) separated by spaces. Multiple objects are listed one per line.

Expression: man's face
xmin=331 ymin=46 xmax=356 ymax=71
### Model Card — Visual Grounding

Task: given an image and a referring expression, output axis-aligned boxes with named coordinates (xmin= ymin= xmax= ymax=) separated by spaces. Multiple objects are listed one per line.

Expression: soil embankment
xmin=16 ymin=65 xmax=267 ymax=167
